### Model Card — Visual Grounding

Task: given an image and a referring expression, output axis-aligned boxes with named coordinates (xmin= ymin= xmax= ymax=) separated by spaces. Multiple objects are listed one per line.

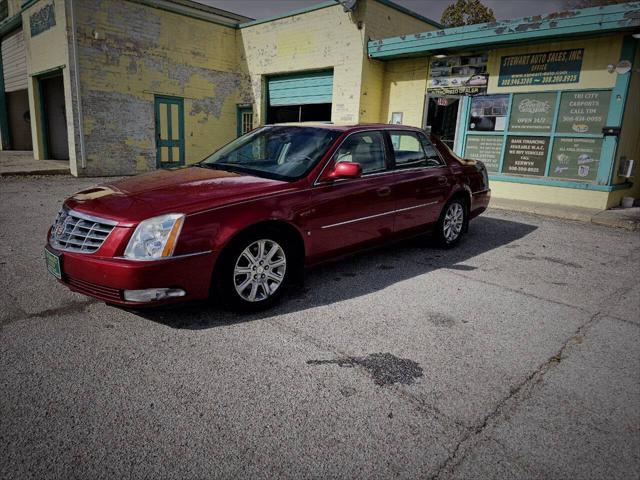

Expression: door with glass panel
xmin=237 ymin=106 xmax=253 ymax=137
xmin=154 ymin=95 xmax=185 ymax=168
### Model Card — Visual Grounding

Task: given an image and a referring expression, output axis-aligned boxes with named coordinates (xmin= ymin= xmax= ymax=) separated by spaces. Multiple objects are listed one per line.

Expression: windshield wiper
xmin=196 ymin=162 xmax=241 ymax=172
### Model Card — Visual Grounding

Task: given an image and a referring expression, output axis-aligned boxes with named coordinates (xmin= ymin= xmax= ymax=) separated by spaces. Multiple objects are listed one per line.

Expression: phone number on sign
xmin=500 ymin=74 xmax=579 ymax=86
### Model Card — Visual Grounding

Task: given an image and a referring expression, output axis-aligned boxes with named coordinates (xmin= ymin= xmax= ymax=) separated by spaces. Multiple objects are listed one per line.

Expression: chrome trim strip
xmin=115 ymin=250 xmax=213 ymax=262
xmin=66 ymin=208 xmax=119 ymax=226
xmin=320 ymin=202 xmax=438 ymax=229
xmin=49 ymin=207 xmax=119 ymax=254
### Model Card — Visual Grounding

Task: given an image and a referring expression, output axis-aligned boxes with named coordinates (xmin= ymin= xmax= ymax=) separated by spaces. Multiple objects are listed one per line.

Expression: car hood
xmin=64 ymin=166 xmax=294 ymax=225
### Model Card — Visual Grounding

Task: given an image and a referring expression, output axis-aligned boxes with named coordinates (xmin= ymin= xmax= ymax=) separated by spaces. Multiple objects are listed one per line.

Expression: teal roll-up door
xmin=268 ymin=70 xmax=333 ymax=106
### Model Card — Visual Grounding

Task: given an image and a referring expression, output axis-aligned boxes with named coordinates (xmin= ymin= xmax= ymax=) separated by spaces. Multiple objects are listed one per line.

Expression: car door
xmin=305 ymin=130 xmax=396 ymax=262
xmin=388 ymin=130 xmax=454 ymax=235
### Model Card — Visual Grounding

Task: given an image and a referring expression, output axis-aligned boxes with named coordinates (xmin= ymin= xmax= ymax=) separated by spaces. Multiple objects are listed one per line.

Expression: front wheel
xmin=216 ymin=234 xmax=290 ymax=311
xmin=435 ymin=198 xmax=466 ymax=247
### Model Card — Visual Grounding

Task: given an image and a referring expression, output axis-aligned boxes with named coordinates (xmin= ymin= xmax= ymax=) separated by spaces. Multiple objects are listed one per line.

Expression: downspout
xmin=69 ymin=0 xmax=86 ymax=168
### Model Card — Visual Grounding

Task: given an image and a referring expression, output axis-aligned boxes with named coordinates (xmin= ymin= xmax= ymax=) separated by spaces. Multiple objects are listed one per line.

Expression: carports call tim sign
xmin=498 ymin=49 xmax=584 ymax=87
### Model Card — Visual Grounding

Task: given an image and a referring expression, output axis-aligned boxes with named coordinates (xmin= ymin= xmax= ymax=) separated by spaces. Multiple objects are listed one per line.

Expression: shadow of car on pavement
xmin=130 ymin=215 xmax=537 ymax=329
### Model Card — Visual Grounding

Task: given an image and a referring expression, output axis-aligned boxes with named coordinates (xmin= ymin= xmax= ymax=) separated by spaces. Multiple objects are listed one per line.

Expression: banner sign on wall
xmin=428 ymin=54 xmax=488 ymax=95
xmin=508 ymin=92 xmax=557 ymax=132
xmin=464 ymin=135 xmax=503 ymax=173
xmin=556 ymin=90 xmax=611 ymax=134
xmin=498 ymin=49 xmax=583 ymax=87
xmin=502 ymin=136 xmax=550 ymax=176
xmin=549 ymin=137 xmax=602 ymax=181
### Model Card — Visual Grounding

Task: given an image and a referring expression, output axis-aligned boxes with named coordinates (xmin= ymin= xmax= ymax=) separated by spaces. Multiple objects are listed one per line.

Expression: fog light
xmin=123 ymin=288 xmax=186 ymax=302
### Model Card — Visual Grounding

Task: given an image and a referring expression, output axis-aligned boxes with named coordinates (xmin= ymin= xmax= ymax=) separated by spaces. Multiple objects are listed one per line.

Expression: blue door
xmin=154 ymin=95 xmax=185 ymax=168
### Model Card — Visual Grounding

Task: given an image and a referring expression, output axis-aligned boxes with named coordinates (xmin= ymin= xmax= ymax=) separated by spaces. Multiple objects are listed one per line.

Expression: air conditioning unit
xmin=618 ymin=157 xmax=636 ymax=178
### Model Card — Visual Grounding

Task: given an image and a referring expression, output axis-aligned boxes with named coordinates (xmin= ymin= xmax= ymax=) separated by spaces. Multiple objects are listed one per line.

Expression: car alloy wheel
xmin=233 ymin=239 xmax=287 ymax=302
xmin=442 ymin=201 xmax=464 ymax=243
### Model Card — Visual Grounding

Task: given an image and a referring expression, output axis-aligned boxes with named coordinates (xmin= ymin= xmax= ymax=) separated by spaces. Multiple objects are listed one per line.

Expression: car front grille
xmin=65 ymin=275 xmax=122 ymax=302
xmin=49 ymin=207 xmax=117 ymax=253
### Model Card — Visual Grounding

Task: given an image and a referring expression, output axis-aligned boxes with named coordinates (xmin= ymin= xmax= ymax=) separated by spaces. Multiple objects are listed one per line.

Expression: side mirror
xmin=328 ymin=162 xmax=362 ymax=180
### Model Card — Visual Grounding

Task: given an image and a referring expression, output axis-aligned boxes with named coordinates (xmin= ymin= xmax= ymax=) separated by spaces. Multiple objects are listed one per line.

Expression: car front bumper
xmin=45 ymin=245 xmax=217 ymax=307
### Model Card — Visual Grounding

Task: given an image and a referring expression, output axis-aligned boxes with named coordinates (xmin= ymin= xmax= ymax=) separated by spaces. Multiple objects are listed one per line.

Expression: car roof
xmin=263 ymin=123 xmax=425 ymax=133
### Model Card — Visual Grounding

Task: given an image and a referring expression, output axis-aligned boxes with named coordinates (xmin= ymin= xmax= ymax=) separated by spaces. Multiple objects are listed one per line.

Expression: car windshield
xmin=199 ymin=126 xmax=340 ymax=181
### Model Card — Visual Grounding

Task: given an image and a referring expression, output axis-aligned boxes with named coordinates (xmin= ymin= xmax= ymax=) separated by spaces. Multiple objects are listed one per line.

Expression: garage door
xmin=267 ymin=70 xmax=333 ymax=123
xmin=268 ymin=70 xmax=333 ymax=106
xmin=2 ymin=29 xmax=27 ymax=92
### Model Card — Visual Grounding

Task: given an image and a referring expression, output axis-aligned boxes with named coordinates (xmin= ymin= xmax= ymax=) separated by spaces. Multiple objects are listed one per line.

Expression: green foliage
xmin=440 ymin=0 xmax=496 ymax=28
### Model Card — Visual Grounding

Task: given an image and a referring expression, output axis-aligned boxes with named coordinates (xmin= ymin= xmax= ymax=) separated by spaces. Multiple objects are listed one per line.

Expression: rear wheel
xmin=435 ymin=198 xmax=466 ymax=247
xmin=216 ymin=232 xmax=291 ymax=311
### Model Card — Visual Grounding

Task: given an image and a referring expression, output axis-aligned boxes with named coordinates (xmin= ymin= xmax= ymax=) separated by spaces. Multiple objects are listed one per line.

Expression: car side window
xmin=418 ymin=134 xmax=445 ymax=167
xmin=334 ymin=131 xmax=387 ymax=175
xmin=390 ymin=131 xmax=443 ymax=169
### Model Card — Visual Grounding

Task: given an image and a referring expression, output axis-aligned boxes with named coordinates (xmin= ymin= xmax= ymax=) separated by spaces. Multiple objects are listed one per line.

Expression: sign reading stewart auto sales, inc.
xmin=498 ymin=49 xmax=583 ymax=87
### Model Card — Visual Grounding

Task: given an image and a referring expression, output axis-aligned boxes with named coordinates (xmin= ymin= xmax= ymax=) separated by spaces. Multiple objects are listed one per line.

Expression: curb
xmin=489 ymin=202 xmax=640 ymax=232
xmin=591 ymin=211 xmax=640 ymax=232
xmin=0 ymin=169 xmax=71 ymax=177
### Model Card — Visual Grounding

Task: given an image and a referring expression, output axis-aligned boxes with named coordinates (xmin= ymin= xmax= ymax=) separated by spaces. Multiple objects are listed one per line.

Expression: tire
xmin=215 ymin=230 xmax=291 ymax=311
xmin=435 ymin=197 xmax=467 ymax=248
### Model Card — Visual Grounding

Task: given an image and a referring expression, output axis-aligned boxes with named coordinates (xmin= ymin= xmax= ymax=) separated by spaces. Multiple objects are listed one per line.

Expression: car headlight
xmin=124 ymin=213 xmax=185 ymax=260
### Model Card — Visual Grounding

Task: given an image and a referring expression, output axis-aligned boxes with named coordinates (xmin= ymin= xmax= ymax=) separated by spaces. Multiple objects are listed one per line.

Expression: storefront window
xmin=468 ymin=95 xmax=508 ymax=132
xmin=508 ymin=93 xmax=557 ymax=133
xmin=556 ymin=91 xmax=610 ymax=134
xmin=462 ymin=89 xmax=611 ymax=183
xmin=503 ymin=136 xmax=549 ymax=176
xmin=464 ymin=135 xmax=502 ymax=173
xmin=549 ymin=137 xmax=603 ymax=181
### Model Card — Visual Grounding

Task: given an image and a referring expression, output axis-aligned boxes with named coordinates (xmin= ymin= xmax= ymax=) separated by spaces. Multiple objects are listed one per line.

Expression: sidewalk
xmin=490 ymin=197 xmax=640 ymax=231
xmin=0 ymin=151 xmax=69 ymax=177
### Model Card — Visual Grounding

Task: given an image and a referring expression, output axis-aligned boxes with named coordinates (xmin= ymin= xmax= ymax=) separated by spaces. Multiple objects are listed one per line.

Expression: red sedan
xmin=45 ymin=124 xmax=490 ymax=310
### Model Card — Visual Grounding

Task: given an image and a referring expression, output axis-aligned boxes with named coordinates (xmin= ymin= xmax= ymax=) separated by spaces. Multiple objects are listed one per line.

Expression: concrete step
xmin=0 ymin=151 xmax=69 ymax=177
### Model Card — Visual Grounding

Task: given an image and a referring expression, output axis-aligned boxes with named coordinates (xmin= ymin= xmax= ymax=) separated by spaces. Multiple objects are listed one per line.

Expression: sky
xmin=198 ymin=0 xmax=568 ymax=23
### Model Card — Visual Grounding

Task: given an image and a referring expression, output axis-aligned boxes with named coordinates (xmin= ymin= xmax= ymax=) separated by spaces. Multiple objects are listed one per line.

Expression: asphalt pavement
xmin=1 ymin=175 xmax=639 ymax=479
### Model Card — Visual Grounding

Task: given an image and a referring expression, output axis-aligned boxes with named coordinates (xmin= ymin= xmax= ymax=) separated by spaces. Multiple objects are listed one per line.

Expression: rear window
xmin=390 ymin=131 xmax=443 ymax=168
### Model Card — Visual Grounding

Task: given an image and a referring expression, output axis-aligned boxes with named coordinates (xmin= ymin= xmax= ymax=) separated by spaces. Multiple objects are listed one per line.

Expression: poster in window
xmin=556 ymin=90 xmax=611 ymax=134
xmin=508 ymin=92 xmax=557 ymax=132
xmin=468 ymin=95 xmax=509 ymax=132
xmin=549 ymin=137 xmax=602 ymax=181
xmin=464 ymin=136 xmax=503 ymax=173
xmin=498 ymin=49 xmax=583 ymax=87
xmin=502 ymin=136 xmax=549 ymax=176
xmin=428 ymin=54 xmax=488 ymax=95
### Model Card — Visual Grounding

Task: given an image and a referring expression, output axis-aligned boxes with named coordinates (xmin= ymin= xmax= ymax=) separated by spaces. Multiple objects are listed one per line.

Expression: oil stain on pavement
xmin=307 ymin=353 xmax=423 ymax=386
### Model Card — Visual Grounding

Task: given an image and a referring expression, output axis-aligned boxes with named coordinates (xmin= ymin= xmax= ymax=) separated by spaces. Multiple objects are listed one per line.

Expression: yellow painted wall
xmin=239 ymin=4 xmax=365 ymax=125
xmin=364 ymin=0 xmax=438 ymax=40
xmin=611 ymin=45 xmax=640 ymax=202
xmin=360 ymin=0 xmax=436 ymax=124
xmin=487 ymin=35 xmax=621 ymax=94
xmin=378 ymin=57 xmax=429 ymax=126
xmin=22 ymin=0 xmax=78 ymax=173
xmin=240 ymin=0 xmax=437 ymax=127
xmin=74 ymin=0 xmax=250 ymax=175
xmin=491 ymin=181 xmax=611 ymax=210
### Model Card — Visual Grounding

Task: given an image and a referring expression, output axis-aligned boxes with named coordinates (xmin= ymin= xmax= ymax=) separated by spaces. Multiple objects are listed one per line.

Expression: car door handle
xmin=376 ymin=186 xmax=391 ymax=197
xmin=438 ymin=176 xmax=448 ymax=185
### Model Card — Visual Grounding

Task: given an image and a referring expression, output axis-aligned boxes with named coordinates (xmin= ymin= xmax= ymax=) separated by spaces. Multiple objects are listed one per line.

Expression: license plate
xmin=45 ymin=248 xmax=62 ymax=279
